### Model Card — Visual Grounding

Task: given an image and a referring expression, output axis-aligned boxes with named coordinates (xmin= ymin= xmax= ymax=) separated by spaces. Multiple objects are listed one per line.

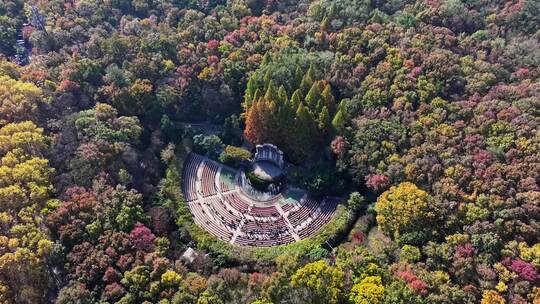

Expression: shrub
xmin=192 ymin=134 xmax=223 ymax=158
xmin=218 ymin=145 xmax=252 ymax=167
xmin=289 ymin=163 xmax=345 ymax=198
xmin=400 ymin=245 xmax=421 ymax=263
xmin=245 ymin=170 xmax=274 ymax=190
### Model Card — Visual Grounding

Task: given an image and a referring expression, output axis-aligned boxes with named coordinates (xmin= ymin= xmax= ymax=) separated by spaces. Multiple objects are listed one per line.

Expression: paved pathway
xmin=230 ymin=208 xmax=248 ymax=244
xmin=275 ymin=204 xmax=300 ymax=241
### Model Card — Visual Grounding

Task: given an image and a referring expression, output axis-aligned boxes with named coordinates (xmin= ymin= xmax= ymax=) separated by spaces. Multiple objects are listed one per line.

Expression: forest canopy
xmin=0 ymin=0 xmax=539 ymax=303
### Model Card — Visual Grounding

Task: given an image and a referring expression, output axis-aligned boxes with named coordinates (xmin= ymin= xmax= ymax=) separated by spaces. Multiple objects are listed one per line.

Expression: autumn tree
xmin=480 ymin=290 xmax=505 ymax=304
xmin=243 ymin=99 xmax=265 ymax=145
xmin=0 ymin=75 xmax=43 ymax=126
xmin=47 ymin=178 xmax=147 ymax=249
xmin=242 ymin=50 xmax=338 ymax=162
xmin=0 ymin=121 xmax=54 ymax=303
xmin=70 ymin=103 xmax=142 ymax=186
xmin=290 ymin=260 xmax=345 ymax=304
xmin=375 ymin=182 xmax=439 ymax=245
xmin=349 ymin=276 xmax=385 ymax=304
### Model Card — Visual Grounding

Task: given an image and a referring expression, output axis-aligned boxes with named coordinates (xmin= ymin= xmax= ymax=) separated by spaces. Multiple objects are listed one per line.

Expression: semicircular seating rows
xmin=181 ymin=153 xmax=339 ymax=247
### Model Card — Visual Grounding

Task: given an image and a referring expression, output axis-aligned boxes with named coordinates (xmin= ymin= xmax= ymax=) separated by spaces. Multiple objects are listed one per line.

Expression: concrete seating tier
xmin=201 ymin=161 xmax=219 ymax=197
xmin=182 ymin=154 xmax=203 ymax=202
xmin=182 ymin=153 xmax=338 ymax=247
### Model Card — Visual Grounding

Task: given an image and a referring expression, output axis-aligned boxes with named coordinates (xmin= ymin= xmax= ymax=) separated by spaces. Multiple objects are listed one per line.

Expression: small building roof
xmin=182 ymin=247 xmax=197 ymax=263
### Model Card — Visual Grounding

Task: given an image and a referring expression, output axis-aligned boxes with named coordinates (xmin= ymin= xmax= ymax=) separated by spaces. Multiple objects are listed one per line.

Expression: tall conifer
xmin=321 ymin=83 xmax=336 ymax=114
xmin=305 ymin=81 xmax=322 ymax=110
xmin=244 ymin=100 xmax=264 ymax=144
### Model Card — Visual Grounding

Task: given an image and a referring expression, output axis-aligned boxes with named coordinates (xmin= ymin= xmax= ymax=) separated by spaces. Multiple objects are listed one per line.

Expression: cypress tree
xmin=244 ymin=100 xmax=264 ymax=145
xmin=279 ymin=98 xmax=294 ymax=127
xmin=243 ymin=75 xmax=257 ymax=110
xmin=294 ymin=65 xmax=303 ymax=88
xmin=267 ymin=99 xmax=281 ymax=143
xmin=272 ymin=98 xmax=292 ymax=151
xmin=278 ymin=85 xmax=288 ymax=105
xmin=263 ymin=70 xmax=272 ymax=91
xmin=293 ymin=103 xmax=316 ymax=161
xmin=332 ymin=107 xmax=345 ymax=134
xmin=305 ymin=81 xmax=322 ymax=110
xmin=315 ymin=98 xmax=324 ymax=114
xmin=262 ymin=52 xmax=272 ymax=65
xmin=321 ymin=83 xmax=336 ymax=115
xmin=290 ymin=89 xmax=303 ymax=111
xmin=317 ymin=106 xmax=332 ymax=139
xmin=258 ymin=98 xmax=272 ymax=141
xmin=306 ymin=63 xmax=316 ymax=81
xmin=265 ymin=80 xmax=279 ymax=102
xmin=253 ymin=88 xmax=262 ymax=103
xmin=300 ymin=66 xmax=315 ymax=94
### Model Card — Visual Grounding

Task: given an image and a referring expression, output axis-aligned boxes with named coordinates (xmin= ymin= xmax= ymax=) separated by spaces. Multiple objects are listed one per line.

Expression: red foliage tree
xmin=396 ymin=271 xmax=428 ymax=295
xmin=502 ymin=258 xmax=539 ymax=282
xmin=129 ymin=223 xmax=156 ymax=252
xmin=365 ymin=174 xmax=390 ymax=191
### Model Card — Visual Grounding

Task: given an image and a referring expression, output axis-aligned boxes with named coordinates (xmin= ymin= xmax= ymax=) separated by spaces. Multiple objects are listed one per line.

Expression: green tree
xmin=277 ymin=85 xmax=288 ymax=105
xmin=244 ymin=75 xmax=257 ymax=109
xmin=55 ymin=283 xmax=93 ymax=304
xmin=221 ymin=114 xmax=242 ymax=145
xmin=317 ymin=106 xmax=332 ymax=139
xmin=321 ymin=83 xmax=336 ymax=114
xmin=75 ymin=103 xmax=142 ymax=143
xmin=0 ymin=16 xmax=18 ymax=55
xmin=332 ymin=107 xmax=345 ymax=134
xmin=361 ymin=88 xmax=388 ymax=108
xmin=219 ymin=145 xmax=252 ymax=166
xmin=383 ymin=280 xmax=425 ymax=304
xmin=300 ymin=63 xmax=316 ymax=94
xmin=400 ymin=245 xmax=422 ymax=263
xmin=264 ymin=80 xmax=279 ymax=102
xmin=192 ymin=134 xmax=223 ymax=158
xmin=291 ymin=103 xmax=315 ymax=161
xmin=348 ymin=192 xmax=366 ymax=213
xmin=197 ymin=290 xmax=223 ymax=304
xmin=290 ymin=89 xmax=303 ymax=111
xmin=305 ymin=81 xmax=322 ymax=110
xmin=121 ymin=266 xmax=151 ymax=301
xmin=294 ymin=66 xmax=303 ymax=87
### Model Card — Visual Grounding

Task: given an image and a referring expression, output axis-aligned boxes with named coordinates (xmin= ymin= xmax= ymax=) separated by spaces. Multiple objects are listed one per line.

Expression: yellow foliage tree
xmin=375 ymin=182 xmax=437 ymax=244
xmin=0 ymin=121 xmax=54 ymax=303
xmin=0 ymin=75 xmax=43 ymax=126
xmin=349 ymin=276 xmax=385 ymax=304
xmin=290 ymin=260 xmax=345 ymax=304
xmin=161 ymin=270 xmax=182 ymax=287
xmin=0 ymin=121 xmax=47 ymax=155
xmin=518 ymin=242 xmax=540 ymax=267
xmin=481 ymin=290 xmax=505 ymax=304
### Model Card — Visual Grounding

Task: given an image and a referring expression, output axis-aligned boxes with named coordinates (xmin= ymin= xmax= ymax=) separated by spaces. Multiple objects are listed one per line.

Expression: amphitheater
xmin=182 ymin=153 xmax=338 ymax=247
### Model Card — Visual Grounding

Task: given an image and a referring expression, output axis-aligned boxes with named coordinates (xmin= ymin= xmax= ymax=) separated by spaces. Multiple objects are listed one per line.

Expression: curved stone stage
xmin=181 ymin=153 xmax=338 ymax=247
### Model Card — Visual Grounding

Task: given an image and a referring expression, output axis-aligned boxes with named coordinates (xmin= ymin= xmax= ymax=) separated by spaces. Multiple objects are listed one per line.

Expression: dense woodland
xmin=0 ymin=0 xmax=539 ymax=303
